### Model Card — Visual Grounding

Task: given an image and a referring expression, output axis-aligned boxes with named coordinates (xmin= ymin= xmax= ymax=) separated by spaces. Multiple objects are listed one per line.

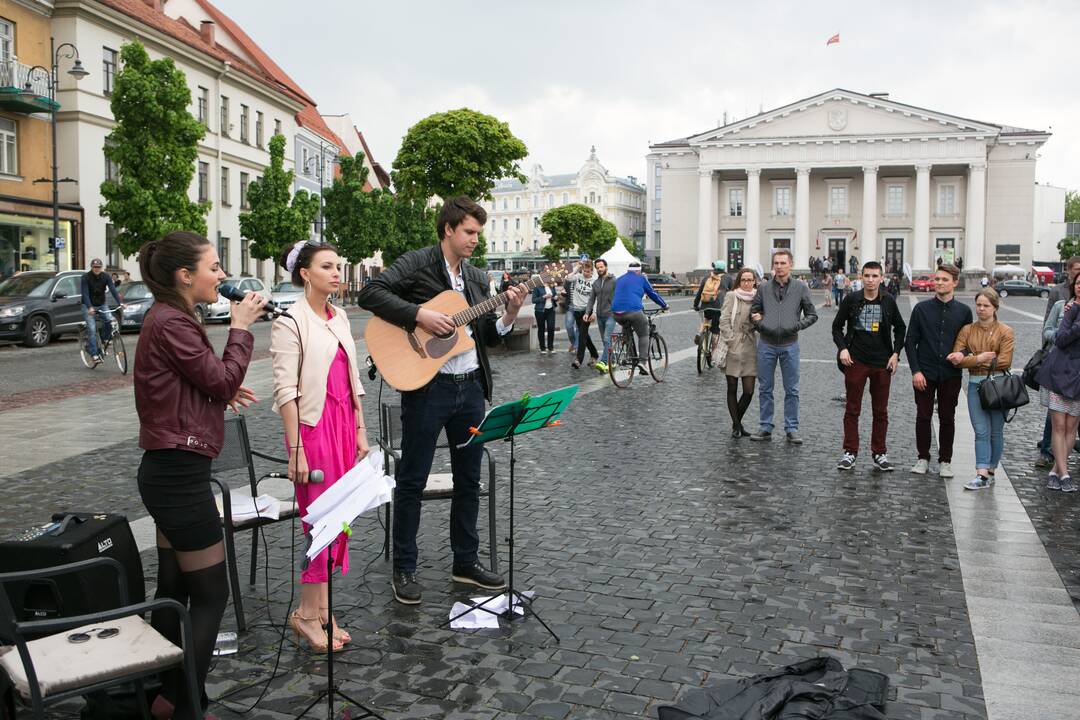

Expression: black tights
xmin=726 ymin=375 xmax=756 ymax=428
xmin=151 ymin=536 xmax=229 ymax=720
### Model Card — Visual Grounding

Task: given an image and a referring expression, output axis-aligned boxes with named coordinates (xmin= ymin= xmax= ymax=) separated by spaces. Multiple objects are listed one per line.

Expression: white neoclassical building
xmin=646 ymin=89 xmax=1051 ymax=276
xmin=485 ymin=147 xmax=646 ymax=270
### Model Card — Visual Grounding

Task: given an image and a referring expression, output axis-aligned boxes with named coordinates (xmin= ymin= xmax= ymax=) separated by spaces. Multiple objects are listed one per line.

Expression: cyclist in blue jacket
xmin=612 ymin=261 xmax=668 ymax=371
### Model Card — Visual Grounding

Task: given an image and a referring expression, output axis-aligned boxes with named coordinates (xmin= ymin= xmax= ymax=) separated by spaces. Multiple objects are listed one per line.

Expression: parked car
xmin=271 ymin=281 xmax=303 ymax=314
xmin=204 ymin=277 xmax=274 ymax=323
xmin=909 ymin=275 xmax=935 ymax=292
xmin=118 ymin=281 xmax=154 ymax=330
xmin=994 ymin=279 xmax=1049 ymax=298
xmin=646 ymin=273 xmax=689 ymax=294
xmin=0 ymin=270 xmax=90 ymax=347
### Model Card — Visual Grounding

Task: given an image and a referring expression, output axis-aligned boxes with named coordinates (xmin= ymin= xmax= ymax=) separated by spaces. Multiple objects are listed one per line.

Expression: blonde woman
xmin=947 ymin=288 xmax=1014 ymax=491
xmin=720 ymin=268 xmax=759 ymax=437
xmin=271 ymin=241 xmax=369 ymax=652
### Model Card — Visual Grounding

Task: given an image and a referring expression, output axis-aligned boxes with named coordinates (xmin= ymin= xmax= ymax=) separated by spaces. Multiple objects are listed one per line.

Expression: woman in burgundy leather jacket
xmin=133 ymin=231 xmax=263 ymax=720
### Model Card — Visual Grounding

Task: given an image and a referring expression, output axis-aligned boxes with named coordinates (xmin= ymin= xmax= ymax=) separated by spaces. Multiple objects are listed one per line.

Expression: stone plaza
xmin=1 ymin=290 xmax=1078 ymax=719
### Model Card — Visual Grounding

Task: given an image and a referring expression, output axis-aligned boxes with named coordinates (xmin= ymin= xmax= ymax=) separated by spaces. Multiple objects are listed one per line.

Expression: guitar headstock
xmin=538 ymin=264 xmax=567 ymax=286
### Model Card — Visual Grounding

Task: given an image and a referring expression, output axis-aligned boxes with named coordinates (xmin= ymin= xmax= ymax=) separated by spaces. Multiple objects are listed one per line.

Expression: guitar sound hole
xmin=434 ymin=329 xmax=456 ymax=340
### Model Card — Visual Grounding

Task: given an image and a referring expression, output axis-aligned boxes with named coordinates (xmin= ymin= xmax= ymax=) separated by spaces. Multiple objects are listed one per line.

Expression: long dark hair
xmin=1071 ymin=271 xmax=1080 ymax=303
xmin=138 ymin=231 xmax=210 ymax=323
xmin=279 ymin=241 xmax=339 ymax=287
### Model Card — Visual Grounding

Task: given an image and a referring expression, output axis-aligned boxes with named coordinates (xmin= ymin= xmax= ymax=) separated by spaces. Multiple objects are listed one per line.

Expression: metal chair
xmin=377 ymin=402 xmax=499 ymax=573
xmin=0 ymin=557 xmax=199 ymax=720
xmin=210 ymin=414 xmax=291 ymax=632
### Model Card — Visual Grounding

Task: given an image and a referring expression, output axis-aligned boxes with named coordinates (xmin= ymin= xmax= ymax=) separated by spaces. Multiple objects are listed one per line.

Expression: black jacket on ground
xmin=657 ymin=657 xmax=888 ymax=720
xmin=356 ymin=243 xmax=502 ymax=401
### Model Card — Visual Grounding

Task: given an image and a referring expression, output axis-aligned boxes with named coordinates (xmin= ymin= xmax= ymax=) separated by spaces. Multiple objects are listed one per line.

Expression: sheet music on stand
xmin=301 ymin=449 xmax=395 ymax=560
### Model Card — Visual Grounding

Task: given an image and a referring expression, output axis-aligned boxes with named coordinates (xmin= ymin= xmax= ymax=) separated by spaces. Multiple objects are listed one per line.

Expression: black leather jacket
xmin=356 ymin=243 xmax=502 ymax=400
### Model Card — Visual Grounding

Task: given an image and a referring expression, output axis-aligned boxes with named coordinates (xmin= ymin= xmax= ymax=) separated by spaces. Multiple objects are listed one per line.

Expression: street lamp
xmin=22 ymin=40 xmax=88 ymax=272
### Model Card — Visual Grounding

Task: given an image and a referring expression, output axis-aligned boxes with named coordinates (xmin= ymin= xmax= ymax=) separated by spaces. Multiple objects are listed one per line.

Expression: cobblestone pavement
xmin=2 ymin=292 xmax=1074 ymax=719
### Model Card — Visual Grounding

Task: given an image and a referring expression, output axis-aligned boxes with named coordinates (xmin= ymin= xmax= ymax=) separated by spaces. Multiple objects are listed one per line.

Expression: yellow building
xmin=0 ymin=0 xmax=82 ymax=277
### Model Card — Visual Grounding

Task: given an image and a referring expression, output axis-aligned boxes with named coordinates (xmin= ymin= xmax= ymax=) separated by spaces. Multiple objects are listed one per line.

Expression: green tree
xmin=621 ymin=235 xmax=643 ymax=258
xmin=1059 ymin=235 xmax=1080 ymax=261
xmin=100 ymin=41 xmax=208 ymax=256
xmin=240 ymin=134 xmax=320 ymax=263
xmin=471 ymin=232 xmax=488 ymax=268
xmin=540 ymin=204 xmax=602 ymax=258
xmin=578 ymin=220 xmax=618 ymax=260
xmin=323 ymin=153 xmax=384 ymax=264
xmin=380 ymin=199 xmax=440 ymax=267
xmin=1066 ymin=190 xmax=1080 ymax=223
xmin=392 ymin=108 xmax=528 ymax=202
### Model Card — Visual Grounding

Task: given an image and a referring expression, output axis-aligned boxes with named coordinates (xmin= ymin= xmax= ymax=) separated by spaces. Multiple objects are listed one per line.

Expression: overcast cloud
xmin=215 ymin=0 xmax=1079 ymax=192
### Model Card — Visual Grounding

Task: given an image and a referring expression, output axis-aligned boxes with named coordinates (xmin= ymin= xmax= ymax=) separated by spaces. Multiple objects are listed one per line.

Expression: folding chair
xmin=0 ymin=557 xmax=199 ymax=720
xmin=210 ymin=414 xmax=292 ymax=632
xmin=377 ymin=402 xmax=499 ymax=573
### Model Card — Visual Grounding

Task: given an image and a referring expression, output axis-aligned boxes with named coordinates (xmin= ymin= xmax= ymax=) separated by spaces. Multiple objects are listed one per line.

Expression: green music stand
xmin=444 ymin=384 xmax=579 ymax=642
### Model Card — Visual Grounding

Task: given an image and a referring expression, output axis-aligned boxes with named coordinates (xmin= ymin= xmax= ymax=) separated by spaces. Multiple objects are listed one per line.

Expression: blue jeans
xmin=82 ymin=304 xmax=113 ymax=357
xmin=394 ymin=375 xmax=485 ymax=573
xmin=564 ymin=309 xmax=578 ymax=351
xmin=757 ymin=341 xmax=800 ymax=433
xmin=1039 ymin=412 xmax=1053 ymax=459
xmin=597 ymin=314 xmax=615 ymax=361
xmin=967 ymin=379 xmax=1005 ymax=471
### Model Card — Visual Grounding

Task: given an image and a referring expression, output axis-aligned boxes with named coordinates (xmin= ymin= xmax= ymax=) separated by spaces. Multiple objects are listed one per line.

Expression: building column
xmin=965 ymin=162 xmax=987 ymax=272
xmin=861 ymin=165 xmax=878 ymax=262
xmin=745 ymin=168 xmax=761 ymax=270
xmin=696 ymin=168 xmax=714 ymax=269
xmin=914 ymin=163 xmax=932 ymax=271
xmin=795 ymin=167 xmax=811 ymax=270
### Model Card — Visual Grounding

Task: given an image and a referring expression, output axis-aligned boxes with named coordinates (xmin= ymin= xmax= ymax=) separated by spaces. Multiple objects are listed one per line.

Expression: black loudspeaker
xmin=0 ymin=513 xmax=144 ymax=637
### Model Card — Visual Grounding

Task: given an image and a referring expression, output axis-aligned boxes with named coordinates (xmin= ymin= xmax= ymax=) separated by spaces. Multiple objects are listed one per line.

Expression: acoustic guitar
xmin=365 ymin=265 xmax=564 ymax=391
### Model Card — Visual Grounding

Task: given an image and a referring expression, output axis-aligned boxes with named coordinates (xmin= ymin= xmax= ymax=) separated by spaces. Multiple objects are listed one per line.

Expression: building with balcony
xmin=485 ymin=146 xmax=646 ymax=271
xmin=0 ymin=0 xmax=84 ymax=279
xmin=646 ymin=89 xmax=1051 ymax=276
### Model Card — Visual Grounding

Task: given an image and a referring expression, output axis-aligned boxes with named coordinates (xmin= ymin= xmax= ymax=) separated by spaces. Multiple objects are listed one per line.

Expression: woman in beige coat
xmin=719 ymin=268 xmax=759 ymax=438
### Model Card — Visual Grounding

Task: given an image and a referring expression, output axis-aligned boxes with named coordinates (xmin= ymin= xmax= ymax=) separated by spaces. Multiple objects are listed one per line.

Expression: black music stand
xmin=294 ymin=462 xmax=389 ymax=720
xmin=443 ymin=385 xmax=579 ymax=643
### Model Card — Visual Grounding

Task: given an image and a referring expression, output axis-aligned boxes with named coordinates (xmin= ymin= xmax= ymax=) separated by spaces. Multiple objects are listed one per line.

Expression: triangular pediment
xmin=689 ymin=89 xmax=1001 ymax=145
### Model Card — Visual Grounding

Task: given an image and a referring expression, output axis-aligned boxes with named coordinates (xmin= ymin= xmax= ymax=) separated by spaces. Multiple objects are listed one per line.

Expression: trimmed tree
xmin=1059 ymin=235 xmax=1080 ymax=261
xmin=323 ymin=153 xmax=384 ymax=265
xmin=239 ymin=134 xmax=320 ymax=265
xmin=1066 ymin=190 xmax=1080 ymax=223
xmin=100 ymin=41 xmax=208 ymax=256
xmin=540 ymin=204 xmax=602 ymax=259
xmin=392 ymin=108 xmax=528 ymax=202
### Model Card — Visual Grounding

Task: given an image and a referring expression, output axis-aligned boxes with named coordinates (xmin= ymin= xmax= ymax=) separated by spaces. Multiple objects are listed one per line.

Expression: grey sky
xmin=216 ymin=0 xmax=1079 ymax=193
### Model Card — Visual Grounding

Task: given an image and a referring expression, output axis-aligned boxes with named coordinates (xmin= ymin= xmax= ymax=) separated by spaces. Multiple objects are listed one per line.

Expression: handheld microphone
xmin=308 ymin=469 xmax=324 ymax=484
xmin=218 ymin=283 xmax=291 ymax=317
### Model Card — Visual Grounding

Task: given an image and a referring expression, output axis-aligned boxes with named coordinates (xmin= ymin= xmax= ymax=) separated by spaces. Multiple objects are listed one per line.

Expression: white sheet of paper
xmin=227 ymin=492 xmax=280 ymax=522
xmin=448 ymin=591 xmax=538 ymax=630
xmin=302 ymin=451 xmax=395 ymax=560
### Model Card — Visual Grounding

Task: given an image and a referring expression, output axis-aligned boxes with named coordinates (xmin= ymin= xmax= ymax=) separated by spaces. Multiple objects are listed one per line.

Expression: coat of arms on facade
xmin=827 ymin=108 xmax=847 ymax=131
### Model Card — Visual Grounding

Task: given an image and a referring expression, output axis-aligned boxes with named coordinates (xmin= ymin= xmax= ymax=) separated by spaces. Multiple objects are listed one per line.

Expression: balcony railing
xmin=0 ymin=59 xmax=50 ymax=96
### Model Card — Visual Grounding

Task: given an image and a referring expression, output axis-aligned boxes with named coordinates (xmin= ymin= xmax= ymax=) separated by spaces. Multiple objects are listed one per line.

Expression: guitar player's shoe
xmin=452 ymin=563 xmax=506 ymax=590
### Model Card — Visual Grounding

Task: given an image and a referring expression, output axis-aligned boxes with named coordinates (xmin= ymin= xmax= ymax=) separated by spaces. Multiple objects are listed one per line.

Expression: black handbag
xmin=979 ymin=358 xmax=1029 ymax=422
xmin=1023 ymin=340 xmax=1053 ymax=390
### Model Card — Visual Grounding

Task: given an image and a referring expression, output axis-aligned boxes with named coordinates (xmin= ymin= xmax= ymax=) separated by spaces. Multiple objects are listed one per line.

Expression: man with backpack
xmin=832 ymin=261 xmax=907 ymax=472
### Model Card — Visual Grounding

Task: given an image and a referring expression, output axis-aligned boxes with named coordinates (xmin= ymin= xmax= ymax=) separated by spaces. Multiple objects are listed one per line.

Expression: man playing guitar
xmin=357 ymin=196 xmax=527 ymax=604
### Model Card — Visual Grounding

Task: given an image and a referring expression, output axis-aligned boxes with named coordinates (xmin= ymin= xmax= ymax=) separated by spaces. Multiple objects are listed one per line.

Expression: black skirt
xmin=137 ymin=449 xmax=222 ymax=551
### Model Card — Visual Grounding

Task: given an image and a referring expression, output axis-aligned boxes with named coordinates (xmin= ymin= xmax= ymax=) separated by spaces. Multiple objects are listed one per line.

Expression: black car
xmin=993 ymin=279 xmax=1049 ymax=299
xmin=118 ymin=281 xmax=154 ymax=330
xmin=0 ymin=271 xmax=90 ymax=347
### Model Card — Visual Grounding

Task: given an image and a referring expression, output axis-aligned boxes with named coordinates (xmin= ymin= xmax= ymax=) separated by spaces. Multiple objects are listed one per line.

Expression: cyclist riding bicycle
xmin=612 ymin=261 xmax=668 ymax=373
xmin=694 ymin=259 xmax=732 ymax=338
xmin=81 ymin=258 xmax=123 ymax=365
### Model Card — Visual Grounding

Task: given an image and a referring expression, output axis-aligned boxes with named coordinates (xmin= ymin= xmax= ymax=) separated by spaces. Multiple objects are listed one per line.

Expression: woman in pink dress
xmin=270 ymin=241 xmax=369 ymax=653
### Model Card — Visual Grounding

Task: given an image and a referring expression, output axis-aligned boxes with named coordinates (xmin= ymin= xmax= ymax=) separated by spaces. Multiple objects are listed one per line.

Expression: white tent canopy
xmin=991 ymin=264 xmax=1027 ymax=278
xmin=598 ymin=240 xmax=641 ymax=278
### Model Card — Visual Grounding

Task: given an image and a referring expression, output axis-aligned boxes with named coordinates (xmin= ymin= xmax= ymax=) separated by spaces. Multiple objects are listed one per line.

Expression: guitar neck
xmin=453 ymin=277 xmax=544 ymax=326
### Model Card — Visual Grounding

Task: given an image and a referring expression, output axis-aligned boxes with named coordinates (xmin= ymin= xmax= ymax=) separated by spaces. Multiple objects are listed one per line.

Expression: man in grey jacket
xmin=585 ymin=258 xmax=617 ymax=369
xmin=748 ymin=249 xmax=818 ymax=443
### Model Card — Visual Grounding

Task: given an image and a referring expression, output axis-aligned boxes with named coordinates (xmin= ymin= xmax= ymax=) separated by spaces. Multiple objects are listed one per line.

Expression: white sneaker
xmin=938 ymin=462 xmax=954 ymax=478
xmin=910 ymin=459 xmax=928 ymax=475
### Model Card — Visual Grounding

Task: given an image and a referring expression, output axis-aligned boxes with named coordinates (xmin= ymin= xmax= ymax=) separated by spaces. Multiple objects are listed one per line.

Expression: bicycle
xmin=608 ymin=308 xmax=668 ymax=388
xmin=78 ymin=307 xmax=127 ymax=375
xmin=696 ymin=308 xmax=724 ymax=374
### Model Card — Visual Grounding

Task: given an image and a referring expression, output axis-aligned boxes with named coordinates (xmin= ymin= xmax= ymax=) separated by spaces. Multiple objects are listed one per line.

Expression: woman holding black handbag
xmin=947 ymin=288 xmax=1014 ymax=491
xmin=1035 ymin=272 xmax=1080 ymax=492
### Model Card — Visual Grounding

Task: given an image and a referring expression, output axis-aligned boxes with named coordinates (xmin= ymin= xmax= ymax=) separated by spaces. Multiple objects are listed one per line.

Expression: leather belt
xmin=438 ymin=370 xmax=480 ymax=383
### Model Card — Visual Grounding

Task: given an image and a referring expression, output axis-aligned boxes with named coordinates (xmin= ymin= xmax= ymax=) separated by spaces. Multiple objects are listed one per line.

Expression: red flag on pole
xmin=826 ymin=33 xmax=840 ymax=46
